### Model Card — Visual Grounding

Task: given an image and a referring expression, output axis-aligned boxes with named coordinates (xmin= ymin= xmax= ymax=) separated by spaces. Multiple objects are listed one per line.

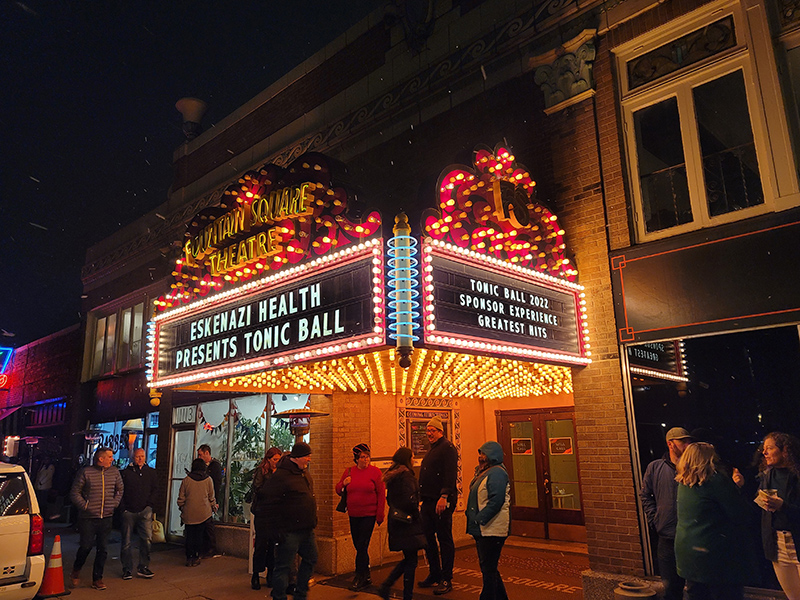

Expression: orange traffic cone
xmin=37 ymin=535 xmax=71 ymax=598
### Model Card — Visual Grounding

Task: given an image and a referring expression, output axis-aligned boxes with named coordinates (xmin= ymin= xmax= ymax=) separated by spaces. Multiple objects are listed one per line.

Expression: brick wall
xmin=2 ymin=325 xmax=81 ymax=410
xmin=543 ymin=95 xmax=643 ymax=575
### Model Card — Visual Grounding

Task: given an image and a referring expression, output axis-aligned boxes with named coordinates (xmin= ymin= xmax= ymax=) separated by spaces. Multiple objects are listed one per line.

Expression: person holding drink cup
xmin=757 ymin=432 xmax=800 ymax=599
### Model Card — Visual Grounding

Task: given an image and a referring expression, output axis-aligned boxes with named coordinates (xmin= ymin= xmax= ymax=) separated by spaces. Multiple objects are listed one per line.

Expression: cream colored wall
xmin=370 ymin=392 xmax=400 ymax=460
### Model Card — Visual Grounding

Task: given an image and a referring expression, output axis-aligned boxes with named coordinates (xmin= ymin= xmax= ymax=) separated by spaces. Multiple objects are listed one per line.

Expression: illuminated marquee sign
xmin=628 ymin=340 xmax=688 ymax=382
xmin=160 ymin=152 xmax=382 ymax=310
xmin=149 ymin=241 xmax=386 ymax=388
xmin=421 ymin=240 xmax=590 ymax=365
xmin=183 ymin=182 xmax=314 ymax=275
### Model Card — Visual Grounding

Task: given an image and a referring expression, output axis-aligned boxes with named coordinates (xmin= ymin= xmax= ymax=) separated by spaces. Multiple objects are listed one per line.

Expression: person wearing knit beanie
xmin=353 ymin=443 xmax=371 ymax=462
xmin=336 ymin=442 xmax=385 ymax=591
xmin=427 ymin=416 xmax=444 ymax=432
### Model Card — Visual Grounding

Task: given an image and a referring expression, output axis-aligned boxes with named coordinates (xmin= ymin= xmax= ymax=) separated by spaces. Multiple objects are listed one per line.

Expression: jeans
xmin=253 ymin=515 xmax=277 ymax=583
xmin=349 ymin=515 xmax=376 ymax=577
xmin=203 ymin=515 xmax=217 ymax=555
xmin=272 ymin=529 xmax=318 ymax=600
xmin=185 ymin=519 xmax=209 ymax=561
xmin=474 ymin=536 xmax=508 ymax=600
xmin=420 ymin=499 xmax=455 ymax=582
xmin=657 ymin=535 xmax=685 ymax=600
xmin=685 ymin=581 xmax=743 ymax=600
xmin=121 ymin=507 xmax=152 ymax=571
xmin=381 ymin=549 xmax=418 ymax=600
xmin=73 ymin=517 xmax=113 ymax=582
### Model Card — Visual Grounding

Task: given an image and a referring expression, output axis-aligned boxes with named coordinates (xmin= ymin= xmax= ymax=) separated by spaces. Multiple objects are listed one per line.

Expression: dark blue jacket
xmin=640 ymin=455 xmax=678 ymax=538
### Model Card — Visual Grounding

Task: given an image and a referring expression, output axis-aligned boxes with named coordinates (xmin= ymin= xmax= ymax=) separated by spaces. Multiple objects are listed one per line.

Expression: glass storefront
xmin=167 ymin=393 xmax=309 ymax=537
xmin=631 ymin=325 xmax=800 ymax=591
xmin=87 ymin=411 xmax=159 ymax=468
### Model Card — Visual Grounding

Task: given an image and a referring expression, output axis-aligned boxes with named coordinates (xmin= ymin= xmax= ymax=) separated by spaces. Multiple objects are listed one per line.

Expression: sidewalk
xmin=45 ymin=524 xmax=588 ymax=600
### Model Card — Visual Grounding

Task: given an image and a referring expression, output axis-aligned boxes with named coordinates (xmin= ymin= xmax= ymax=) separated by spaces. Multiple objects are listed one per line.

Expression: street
xmin=47 ymin=526 xmax=588 ymax=600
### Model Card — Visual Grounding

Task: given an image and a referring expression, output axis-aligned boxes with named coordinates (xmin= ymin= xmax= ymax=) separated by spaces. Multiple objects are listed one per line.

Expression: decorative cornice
xmin=268 ymin=0 xmax=581 ymax=167
xmin=532 ymin=32 xmax=597 ymax=112
xmin=780 ymin=0 xmax=800 ymax=30
xmin=80 ymin=189 xmax=223 ymax=285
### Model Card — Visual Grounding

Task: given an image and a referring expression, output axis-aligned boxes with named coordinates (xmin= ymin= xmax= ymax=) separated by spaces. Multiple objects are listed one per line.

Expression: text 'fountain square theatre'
xmin=144 ymin=147 xmax=592 ymax=570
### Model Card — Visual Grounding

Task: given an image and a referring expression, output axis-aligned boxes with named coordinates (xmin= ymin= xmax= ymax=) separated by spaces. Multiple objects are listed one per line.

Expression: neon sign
xmin=159 ymin=152 xmax=381 ymax=310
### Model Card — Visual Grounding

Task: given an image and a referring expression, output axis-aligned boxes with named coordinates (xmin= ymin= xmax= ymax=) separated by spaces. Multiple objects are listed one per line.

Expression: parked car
xmin=0 ymin=463 xmax=45 ymax=600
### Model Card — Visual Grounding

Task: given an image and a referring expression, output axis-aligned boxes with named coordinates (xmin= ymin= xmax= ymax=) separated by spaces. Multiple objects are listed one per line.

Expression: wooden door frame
xmin=495 ymin=408 xmax=585 ymax=534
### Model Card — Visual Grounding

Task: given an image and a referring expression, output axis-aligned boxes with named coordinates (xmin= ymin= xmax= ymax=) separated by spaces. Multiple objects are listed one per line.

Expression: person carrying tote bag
xmin=378 ymin=447 xmax=426 ymax=600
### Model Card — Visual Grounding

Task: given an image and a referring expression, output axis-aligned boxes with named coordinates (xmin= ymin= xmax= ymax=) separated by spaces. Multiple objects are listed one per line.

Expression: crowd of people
xmin=62 ymin=418 xmax=800 ymax=600
xmin=242 ymin=415 xmax=510 ymax=600
xmin=64 ymin=416 xmax=515 ymax=600
xmin=641 ymin=428 xmax=800 ymax=600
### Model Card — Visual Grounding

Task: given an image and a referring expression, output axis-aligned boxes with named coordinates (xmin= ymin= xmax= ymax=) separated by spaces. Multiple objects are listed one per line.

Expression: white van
xmin=0 ymin=463 xmax=45 ymax=600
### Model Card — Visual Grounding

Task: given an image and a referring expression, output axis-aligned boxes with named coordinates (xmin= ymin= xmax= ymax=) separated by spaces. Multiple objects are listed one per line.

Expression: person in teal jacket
xmin=465 ymin=441 xmax=510 ymax=600
xmin=675 ymin=442 xmax=754 ymax=600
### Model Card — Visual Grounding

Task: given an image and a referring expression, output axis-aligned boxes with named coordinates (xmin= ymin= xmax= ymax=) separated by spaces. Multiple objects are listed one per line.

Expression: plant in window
xmin=227 ymin=416 xmax=266 ymax=520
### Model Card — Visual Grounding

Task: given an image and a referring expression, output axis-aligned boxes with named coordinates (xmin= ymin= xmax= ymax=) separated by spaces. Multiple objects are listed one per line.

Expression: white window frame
xmin=85 ymin=297 xmax=152 ymax=380
xmin=615 ymin=0 xmax=800 ymax=243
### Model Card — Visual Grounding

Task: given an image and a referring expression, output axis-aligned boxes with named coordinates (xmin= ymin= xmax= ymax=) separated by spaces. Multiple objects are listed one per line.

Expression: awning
xmin=0 ymin=405 xmax=21 ymax=421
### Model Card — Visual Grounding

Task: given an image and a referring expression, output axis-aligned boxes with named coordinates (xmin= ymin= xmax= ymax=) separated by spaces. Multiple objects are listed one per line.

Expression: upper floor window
xmin=615 ymin=0 xmax=800 ymax=242
xmin=89 ymin=299 xmax=150 ymax=379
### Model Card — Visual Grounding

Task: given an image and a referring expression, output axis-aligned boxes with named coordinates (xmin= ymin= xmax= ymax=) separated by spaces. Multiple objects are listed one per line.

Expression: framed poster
xmin=549 ymin=437 xmax=573 ymax=455
xmin=405 ymin=409 xmax=450 ymax=459
xmin=511 ymin=437 xmax=533 ymax=455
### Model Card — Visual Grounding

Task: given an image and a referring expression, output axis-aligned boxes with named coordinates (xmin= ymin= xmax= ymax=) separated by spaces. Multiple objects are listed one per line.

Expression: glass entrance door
xmin=497 ymin=409 xmax=584 ymax=539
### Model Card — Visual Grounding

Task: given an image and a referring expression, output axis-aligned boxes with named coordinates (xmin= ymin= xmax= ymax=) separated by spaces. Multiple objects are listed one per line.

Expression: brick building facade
xmin=75 ymin=0 xmax=800 ymax=598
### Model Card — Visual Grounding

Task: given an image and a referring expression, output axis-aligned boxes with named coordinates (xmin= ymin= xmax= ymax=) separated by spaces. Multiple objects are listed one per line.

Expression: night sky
xmin=1 ymin=0 xmax=383 ymax=346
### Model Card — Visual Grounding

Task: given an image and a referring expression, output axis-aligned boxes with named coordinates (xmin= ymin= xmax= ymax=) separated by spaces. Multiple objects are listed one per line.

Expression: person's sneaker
xmin=70 ymin=571 xmax=81 ymax=588
xmin=137 ymin=567 xmax=155 ymax=578
xmin=417 ymin=576 xmax=439 ymax=588
xmin=122 ymin=570 xmax=133 ymax=580
xmin=433 ymin=580 xmax=452 ymax=595
xmin=92 ymin=580 xmax=107 ymax=591
xmin=191 ymin=558 xmax=202 ymax=567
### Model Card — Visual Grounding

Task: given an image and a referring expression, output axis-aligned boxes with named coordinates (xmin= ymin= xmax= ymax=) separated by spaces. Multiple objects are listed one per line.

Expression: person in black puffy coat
xmin=378 ymin=447 xmax=426 ymax=600
xmin=250 ymin=447 xmax=282 ymax=590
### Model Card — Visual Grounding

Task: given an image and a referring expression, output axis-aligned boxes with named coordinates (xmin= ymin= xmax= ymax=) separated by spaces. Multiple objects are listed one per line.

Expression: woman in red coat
xmin=335 ymin=443 xmax=386 ymax=590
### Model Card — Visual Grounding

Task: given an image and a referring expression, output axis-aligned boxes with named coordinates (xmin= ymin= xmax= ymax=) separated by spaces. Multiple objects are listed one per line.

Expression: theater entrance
xmin=496 ymin=408 xmax=585 ymax=542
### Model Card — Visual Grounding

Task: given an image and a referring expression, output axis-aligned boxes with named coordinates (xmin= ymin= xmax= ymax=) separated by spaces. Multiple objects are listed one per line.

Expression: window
xmin=616 ymin=0 xmax=800 ymax=242
xmin=87 ymin=299 xmax=150 ymax=379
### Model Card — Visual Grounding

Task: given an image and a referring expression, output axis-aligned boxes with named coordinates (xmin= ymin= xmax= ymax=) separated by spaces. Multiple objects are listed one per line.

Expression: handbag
xmin=335 ymin=468 xmax=350 ymax=513
xmin=151 ymin=513 xmax=166 ymax=544
xmin=388 ymin=506 xmax=413 ymax=523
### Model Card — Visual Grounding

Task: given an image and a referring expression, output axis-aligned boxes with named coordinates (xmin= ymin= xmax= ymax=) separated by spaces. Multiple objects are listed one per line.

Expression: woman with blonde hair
xmin=757 ymin=432 xmax=800 ymax=599
xmin=674 ymin=442 xmax=753 ymax=600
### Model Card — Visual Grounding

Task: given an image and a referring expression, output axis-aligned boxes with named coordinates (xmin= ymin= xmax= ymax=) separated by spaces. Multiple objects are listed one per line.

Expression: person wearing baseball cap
xmin=640 ymin=427 xmax=693 ymax=600
xmin=418 ymin=416 xmax=459 ymax=595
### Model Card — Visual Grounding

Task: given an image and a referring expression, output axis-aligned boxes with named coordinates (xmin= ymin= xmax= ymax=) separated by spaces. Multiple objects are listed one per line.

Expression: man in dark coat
xmin=69 ymin=446 xmax=124 ymax=590
xmin=120 ymin=448 xmax=158 ymax=580
xmin=197 ymin=444 xmax=223 ymax=557
xmin=262 ymin=442 xmax=318 ymax=600
xmin=418 ymin=416 xmax=459 ymax=595
xmin=640 ymin=427 xmax=692 ymax=600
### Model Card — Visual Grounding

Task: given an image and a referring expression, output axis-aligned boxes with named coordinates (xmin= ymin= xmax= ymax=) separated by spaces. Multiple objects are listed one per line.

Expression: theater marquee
xmin=148 ymin=240 xmax=386 ymax=388
xmin=421 ymin=240 xmax=590 ymax=365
